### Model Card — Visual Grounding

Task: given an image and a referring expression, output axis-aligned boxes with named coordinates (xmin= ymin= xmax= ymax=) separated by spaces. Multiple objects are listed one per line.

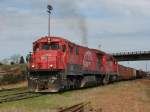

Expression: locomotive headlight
xmin=32 ymin=64 xmax=35 ymax=68
xmin=49 ymin=64 xmax=53 ymax=68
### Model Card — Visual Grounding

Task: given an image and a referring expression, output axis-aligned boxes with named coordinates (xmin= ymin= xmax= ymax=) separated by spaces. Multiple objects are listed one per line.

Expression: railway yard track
xmin=0 ymin=77 xmax=149 ymax=104
xmin=0 ymin=88 xmax=42 ymax=103
xmin=59 ymin=102 xmax=90 ymax=112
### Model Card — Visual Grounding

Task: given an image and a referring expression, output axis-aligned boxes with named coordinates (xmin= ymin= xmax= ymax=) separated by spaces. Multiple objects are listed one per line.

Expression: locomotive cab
xmin=29 ymin=37 xmax=66 ymax=71
xmin=27 ymin=37 xmax=68 ymax=92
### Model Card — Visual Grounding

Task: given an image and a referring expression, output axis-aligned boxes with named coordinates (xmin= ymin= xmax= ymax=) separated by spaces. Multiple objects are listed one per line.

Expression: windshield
xmin=42 ymin=43 xmax=59 ymax=50
xmin=51 ymin=43 xmax=59 ymax=49
xmin=42 ymin=44 xmax=49 ymax=50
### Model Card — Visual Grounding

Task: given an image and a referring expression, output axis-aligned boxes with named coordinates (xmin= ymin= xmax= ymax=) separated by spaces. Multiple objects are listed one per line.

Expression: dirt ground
xmin=79 ymin=79 xmax=150 ymax=112
xmin=57 ymin=79 xmax=150 ymax=112
xmin=0 ymin=79 xmax=149 ymax=112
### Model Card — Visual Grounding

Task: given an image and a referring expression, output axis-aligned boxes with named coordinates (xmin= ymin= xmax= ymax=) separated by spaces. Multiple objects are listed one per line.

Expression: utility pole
xmin=146 ymin=61 xmax=148 ymax=72
xmin=47 ymin=5 xmax=53 ymax=36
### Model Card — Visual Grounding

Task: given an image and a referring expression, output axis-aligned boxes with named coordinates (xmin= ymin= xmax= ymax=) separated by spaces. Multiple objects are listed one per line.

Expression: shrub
xmin=0 ymin=72 xmax=26 ymax=85
xmin=0 ymin=62 xmax=3 ymax=66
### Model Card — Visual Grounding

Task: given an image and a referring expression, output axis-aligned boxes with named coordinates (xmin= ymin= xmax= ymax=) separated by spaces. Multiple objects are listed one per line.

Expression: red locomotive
xmin=27 ymin=36 xmax=119 ymax=92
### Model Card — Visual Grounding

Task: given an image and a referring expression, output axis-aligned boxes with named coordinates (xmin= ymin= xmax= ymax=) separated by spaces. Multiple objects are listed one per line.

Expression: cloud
xmin=0 ymin=0 xmax=150 ymax=70
xmin=78 ymin=0 xmax=150 ymax=17
xmin=47 ymin=0 xmax=150 ymax=18
xmin=49 ymin=0 xmax=89 ymax=46
xmin=108 ymin=0 xmax=150 ymax=16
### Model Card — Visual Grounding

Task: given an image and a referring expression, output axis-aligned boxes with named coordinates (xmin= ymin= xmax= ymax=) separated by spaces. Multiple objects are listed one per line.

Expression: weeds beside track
xmin=0 ymin=88 xmax=42 ymax=103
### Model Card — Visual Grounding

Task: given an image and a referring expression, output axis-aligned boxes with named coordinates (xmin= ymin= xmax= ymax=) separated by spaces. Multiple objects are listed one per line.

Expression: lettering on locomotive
xmin=83 ymin=51 xmax=93 ymax=68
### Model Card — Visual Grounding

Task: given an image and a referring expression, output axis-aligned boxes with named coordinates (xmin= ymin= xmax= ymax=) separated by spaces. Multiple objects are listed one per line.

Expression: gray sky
xmin=0 ymin=0 xmax=150 ymax=70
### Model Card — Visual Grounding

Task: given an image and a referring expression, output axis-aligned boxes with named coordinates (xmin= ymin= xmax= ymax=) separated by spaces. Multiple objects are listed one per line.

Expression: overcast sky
xmin=0 ymin=0 xmax=150 ymax=70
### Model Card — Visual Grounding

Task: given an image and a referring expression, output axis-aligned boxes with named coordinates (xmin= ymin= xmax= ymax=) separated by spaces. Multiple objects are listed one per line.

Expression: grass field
xmin=0 ymin=64 xmax=26 ymax=71
xmin=0 ymin=79 xmax=150 ymax=112
xmin=0 ymin=64 xmax=26 ymax=85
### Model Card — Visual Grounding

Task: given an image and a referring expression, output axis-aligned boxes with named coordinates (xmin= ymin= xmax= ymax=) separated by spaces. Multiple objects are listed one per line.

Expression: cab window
xmin=62 ymin=45 xmax=66 ymax=52
xmin=75 ymin=47 xmax=79 ymax=55
xmin=107 ymin=57 xmax=112 ymax=64
xmin=41 ymin=43 xmax=60 ymax=50
xmin=33 ymin=44 xmax=40 ymax=52
xmin=50 ymin=43 xmax=59 ymax=50
xmin=97 ymin=54 xmax=102 ymax=65
xmin=42 ymin=44 xmax=49 ymax=50
xmin=69 ymin=46 xmax=73 ymax=54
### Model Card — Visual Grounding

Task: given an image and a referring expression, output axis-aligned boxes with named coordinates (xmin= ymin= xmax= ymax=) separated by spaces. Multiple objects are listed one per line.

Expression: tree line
xmin=0 ymin=54 xmax=25 ymax=65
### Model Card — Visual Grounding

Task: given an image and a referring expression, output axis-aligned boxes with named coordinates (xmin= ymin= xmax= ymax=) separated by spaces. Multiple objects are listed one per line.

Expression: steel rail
xmin=0 ymin=91 xmax=41 ymax=103
xmin=59 ymin=102 xmax=90 ymax=112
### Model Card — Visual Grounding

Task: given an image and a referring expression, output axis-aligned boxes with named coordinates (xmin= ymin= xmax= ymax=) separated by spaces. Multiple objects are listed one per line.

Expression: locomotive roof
xmin=33 ymin=36 xmax=113 ymax=57
xmin=33 ymin=36 xmax=70 ymax=44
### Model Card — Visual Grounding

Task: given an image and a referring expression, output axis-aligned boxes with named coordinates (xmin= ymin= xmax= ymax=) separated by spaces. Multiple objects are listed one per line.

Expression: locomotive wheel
xmin=102 ymin=75 xmax=110 ymax=85
xmin=35 ymin=80 xmax=39 ymax=92
xmin=110 ymin=75 xmax=118 ymax=83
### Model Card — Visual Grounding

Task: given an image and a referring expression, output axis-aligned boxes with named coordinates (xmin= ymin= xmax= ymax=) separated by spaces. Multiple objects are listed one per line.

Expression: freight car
xmin=136 ymin=69 xmax=148 ymax=78
xmin=26 ymin=36 xmax=119 ymax=92
xmin=118 ymin=65 xmax=147 ymax=80
xmin=118 ymin=65 xmax=136 ymax=80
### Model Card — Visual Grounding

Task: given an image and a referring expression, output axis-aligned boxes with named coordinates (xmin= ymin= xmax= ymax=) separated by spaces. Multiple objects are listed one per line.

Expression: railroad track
xmin=0 ymin=88 xmax=42 ymax=103
xmin=0 ymin=88 xmax=28 ymax=98
xmin=59 ymin=102 xmax=90 ymax=112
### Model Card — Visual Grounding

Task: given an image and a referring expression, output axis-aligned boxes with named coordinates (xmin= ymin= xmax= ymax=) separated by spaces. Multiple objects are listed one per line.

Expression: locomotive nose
xmin=40 ymin=54 xmax=57 ymax=70
xmin=30 ymin=49 xmax=65 ymax=71
xmin=31 ymin=51 xmax=59 ymax=70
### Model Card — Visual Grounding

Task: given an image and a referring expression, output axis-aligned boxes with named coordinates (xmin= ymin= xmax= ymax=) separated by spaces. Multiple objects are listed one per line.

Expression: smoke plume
xmin=48 ymin=0 xmax=88 ymax=46
xmin=78 ymin=16 xmax=88 ymax=46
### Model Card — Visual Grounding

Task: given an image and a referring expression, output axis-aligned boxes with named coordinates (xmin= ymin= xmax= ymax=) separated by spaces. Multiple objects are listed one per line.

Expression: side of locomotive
xmin=27 ymin=36 xmax=119 ymax=92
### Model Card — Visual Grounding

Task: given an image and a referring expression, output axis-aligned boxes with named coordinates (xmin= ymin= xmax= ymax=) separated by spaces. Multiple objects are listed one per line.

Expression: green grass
xmin=0 ymin=87 xmax=27 ymax=97
xmin=0 ymin=83 xmax=128 ymax=110
xmin=0 ymin=80 xmax=149 ymax=112
xmin=0 ymin=91 xmax=75 ymax=111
